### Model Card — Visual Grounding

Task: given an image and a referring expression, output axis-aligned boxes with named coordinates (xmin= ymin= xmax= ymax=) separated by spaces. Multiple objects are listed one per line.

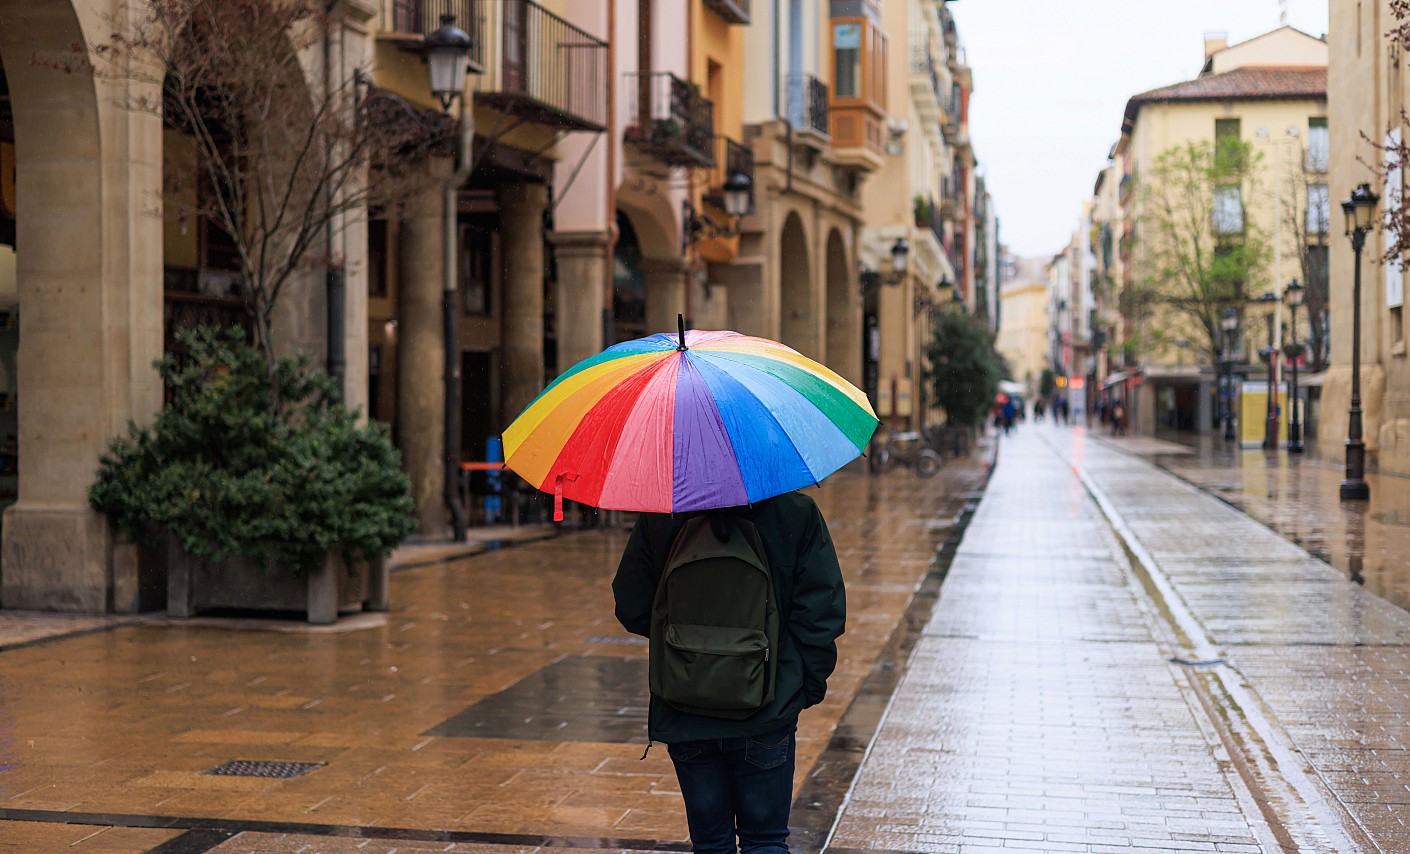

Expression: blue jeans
xmin=667 ymin=724 xmax=796 ymax=853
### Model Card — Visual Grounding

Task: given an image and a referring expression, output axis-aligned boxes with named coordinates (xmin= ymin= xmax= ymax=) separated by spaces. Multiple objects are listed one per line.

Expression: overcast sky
xmin=949 ymin=0 xmax=1332 ymax=259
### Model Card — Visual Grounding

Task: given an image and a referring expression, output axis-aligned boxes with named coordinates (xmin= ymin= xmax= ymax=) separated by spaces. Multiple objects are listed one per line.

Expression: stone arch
xmin=616 ymin=183 xmax=684 ymax=337
xmin=0 ymin=0 xmax=165 ymax=610
xmin=824 ymin=227 xmax=860 ymax=384
xmin=779 ymin=210 xmax=814 ymax=358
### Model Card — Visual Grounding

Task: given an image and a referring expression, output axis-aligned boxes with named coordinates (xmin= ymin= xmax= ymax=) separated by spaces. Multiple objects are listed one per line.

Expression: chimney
xmin=1204 ymin=31 xmax=1228 ymax=60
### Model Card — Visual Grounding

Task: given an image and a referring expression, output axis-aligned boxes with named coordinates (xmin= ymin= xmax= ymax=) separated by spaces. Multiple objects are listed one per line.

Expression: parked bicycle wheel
xmin=914 ymin=449 xmax=943 ymax=478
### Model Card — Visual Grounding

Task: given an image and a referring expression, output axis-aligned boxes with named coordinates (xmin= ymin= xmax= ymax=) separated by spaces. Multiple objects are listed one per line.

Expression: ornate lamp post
xmin=1220 ymin=308 xmax=1239 ymax=441
xmin=1284 ymin=279 xmax=1305 ymax=453
xmin=423 ymin=14 xmax=478 ymax=540
xmin=1340 ymin=183 xmax=1378 ymax=501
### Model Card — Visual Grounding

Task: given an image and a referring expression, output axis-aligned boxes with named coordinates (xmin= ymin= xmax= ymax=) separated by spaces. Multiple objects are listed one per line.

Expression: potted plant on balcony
xmin=914 ymin=194 xmax=931 ymax=227
xmin=90 ymin=328 xmax=417 ymax=623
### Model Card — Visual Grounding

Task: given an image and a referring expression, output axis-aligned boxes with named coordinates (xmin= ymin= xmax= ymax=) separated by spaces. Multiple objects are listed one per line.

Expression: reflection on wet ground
xmin=1118 ymin=433 xmax=1410 ymax=614
xmin=0 ymin=454 xmax=993 ymax=852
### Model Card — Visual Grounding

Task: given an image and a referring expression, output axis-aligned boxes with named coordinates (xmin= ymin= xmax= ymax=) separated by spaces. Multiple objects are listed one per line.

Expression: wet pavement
xmin=825 ymin=425 xmax=1410 ymax=852
xmin=1114 ymin=432 xmax=1410 ymax=619
xmin=13 ymin=425 xmax=1410 ymax=851
xmin=0 ymin=454 xmax=990 ymax=853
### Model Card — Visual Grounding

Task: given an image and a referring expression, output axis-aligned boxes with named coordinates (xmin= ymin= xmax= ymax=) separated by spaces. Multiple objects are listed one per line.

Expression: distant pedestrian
xmin=613 ymin=493 xmax=847 ymax=853
xmin=1111 ymin=400 xmax=1126 ymax=436
xmin=1002 ymin=397 xmax=1017 ymax=434
xmin=1034 ymin=399 xmax=1046 ymax=421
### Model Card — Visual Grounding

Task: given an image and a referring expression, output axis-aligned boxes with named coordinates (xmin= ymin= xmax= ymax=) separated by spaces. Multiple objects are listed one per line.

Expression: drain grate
xmin=202 ymin=759 xmax=324 ymax=779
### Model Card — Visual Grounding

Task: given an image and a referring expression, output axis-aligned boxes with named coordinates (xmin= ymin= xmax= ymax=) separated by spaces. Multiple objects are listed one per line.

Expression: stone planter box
xmin=166 ymin=540 xmax=389 ymax=624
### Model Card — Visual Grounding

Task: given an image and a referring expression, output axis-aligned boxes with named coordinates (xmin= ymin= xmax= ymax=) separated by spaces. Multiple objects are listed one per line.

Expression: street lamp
xmin=891 ymin=238 xmax=911 ymax=278
xmin=1255 ymin=292 xmax=1279 ymax=450
xmin=1340 ymin=182 xmax=1378 ymax=501
xmin=424 ymin=15 xmax=478 ymax=111
xmin=1220 ymin=308 xmax=1239 ymax=441
xmin=1284 ymin=279 xmax=1306 ymax=453
xmin=421 ymin=14 xmax=478 ymax=541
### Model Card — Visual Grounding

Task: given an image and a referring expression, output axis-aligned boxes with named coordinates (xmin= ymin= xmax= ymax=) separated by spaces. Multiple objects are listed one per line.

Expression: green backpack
xmin=649 ymin=513 xmax=780 ymax=719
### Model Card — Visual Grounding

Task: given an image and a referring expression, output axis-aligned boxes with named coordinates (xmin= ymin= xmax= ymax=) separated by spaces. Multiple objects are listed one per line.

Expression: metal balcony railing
xmin=386 ymin=1 xmax=486 ymax=69
xmin=475 ymin=0 xmax=607 ymax=132
xmin=914 ymin=194 xmax=944 ymax=247
xmin=909 ymin=39 xmax=943 ymax=108
xmin=786 ymin=73 xmax=829 ymax=137
xmin=624 ymin=72 xmax=716 ymax=168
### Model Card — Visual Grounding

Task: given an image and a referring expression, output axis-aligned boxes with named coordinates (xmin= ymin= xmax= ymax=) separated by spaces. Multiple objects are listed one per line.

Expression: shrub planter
xmin=166 ymin=539 xmax=388 ymax=625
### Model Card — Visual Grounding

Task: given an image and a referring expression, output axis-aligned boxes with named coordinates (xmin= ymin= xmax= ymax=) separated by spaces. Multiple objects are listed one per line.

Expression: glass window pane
xmin=1307 ymin=183 xmax=1330 ymax=234
xmin=1213 ymin=186 xmax=1244 ymax=235
xmin=834 ymin=23 xmax=861 ymax=98
xmin=1307 ymin=117 xmax=1329 ymax=172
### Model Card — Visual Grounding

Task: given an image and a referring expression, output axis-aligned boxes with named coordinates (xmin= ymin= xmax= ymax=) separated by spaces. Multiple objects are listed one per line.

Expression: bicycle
xmin=873 ymin=430 xmax=943 ymax=477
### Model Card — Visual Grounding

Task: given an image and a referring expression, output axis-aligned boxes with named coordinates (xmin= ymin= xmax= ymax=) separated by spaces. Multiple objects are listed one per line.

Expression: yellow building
xmin=1113 ymin=27 xmax=1328 ymax=436
xmin=996 ymin=258 xmax=1052 ymax=397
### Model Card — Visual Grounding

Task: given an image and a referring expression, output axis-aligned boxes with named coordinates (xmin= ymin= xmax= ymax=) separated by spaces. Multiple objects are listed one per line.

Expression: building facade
xmin=1106 ymin=27 xmax=1328 ymax=437
xmin=1323 ymin=0 xmax=1410 ymax=474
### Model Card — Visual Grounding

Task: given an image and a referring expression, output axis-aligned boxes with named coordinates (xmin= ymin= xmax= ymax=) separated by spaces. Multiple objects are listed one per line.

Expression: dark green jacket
xmin=612 ymin=491 xmax=846 ymax=744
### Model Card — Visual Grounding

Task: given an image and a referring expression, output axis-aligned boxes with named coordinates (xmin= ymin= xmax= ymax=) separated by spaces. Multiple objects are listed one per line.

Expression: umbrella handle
xmin=677 ymin=314 xmax=686 ymax=351
xmin=553 ymin=472 xmax=579 ymax=522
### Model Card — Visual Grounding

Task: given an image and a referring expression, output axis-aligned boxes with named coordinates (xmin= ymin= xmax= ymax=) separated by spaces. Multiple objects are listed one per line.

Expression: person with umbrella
xmin=503 ymin=320 xmax=866 ymax=852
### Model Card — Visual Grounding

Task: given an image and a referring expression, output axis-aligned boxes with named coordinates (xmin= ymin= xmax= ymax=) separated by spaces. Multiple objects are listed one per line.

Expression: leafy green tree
xmin=90 ymin=328 xmax=416 ymax=575
xmin=923 ymin=311 xmax=1006 ymax=428
xmin=1138 ymin=139 xmax=1270 ymax=359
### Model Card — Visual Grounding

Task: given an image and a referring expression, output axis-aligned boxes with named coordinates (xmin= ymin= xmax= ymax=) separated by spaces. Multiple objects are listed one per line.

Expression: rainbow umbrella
xmin=503 ymin=322 xmax=878 ymax=520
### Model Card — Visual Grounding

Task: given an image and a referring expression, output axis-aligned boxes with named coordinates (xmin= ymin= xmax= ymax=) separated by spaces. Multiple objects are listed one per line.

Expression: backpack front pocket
xmin=658 ymin=623 xmax=768 ymax=711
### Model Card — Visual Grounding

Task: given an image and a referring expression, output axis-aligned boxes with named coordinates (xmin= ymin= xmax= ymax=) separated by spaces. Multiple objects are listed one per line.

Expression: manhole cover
xmin=202 ymin=760 xmax=324 ymax=779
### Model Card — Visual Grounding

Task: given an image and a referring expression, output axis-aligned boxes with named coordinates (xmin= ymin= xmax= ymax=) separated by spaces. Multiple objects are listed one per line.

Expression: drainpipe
xmin=323 ymin=6 xmax=346 ymax=397
xmin=605 ymin=0 xmax=618 ymax=347
xmin=444 ymin=91 xmax=473 ymax=542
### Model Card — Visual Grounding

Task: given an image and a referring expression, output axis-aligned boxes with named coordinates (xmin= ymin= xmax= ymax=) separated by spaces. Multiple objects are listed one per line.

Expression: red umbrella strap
xmin=553 ymin=472 xmax=579 ymax=522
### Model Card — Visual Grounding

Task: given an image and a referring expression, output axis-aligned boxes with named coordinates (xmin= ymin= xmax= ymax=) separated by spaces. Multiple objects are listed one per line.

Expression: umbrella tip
xmin=677 ymin=314 xmax=687 ymax=351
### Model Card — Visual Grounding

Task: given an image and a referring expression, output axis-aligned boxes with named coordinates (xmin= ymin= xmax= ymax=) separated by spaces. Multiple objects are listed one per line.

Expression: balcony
xmin=914 ymin=195 xmax=944 ymax=248
xmin=909 ymin=37 xmax=943 ymax=123
xmin=385 ymin=2 xmax=607 ymax=132
xmin=712 ymin=135 xmax=756 ymax=214
xmin=474 ymin=1 xmax=608 ymax=132
xmin=703 ymin=0 xmax=751 ymax=25
xmin=624 ymin=72 xmax=716 ymax=168
xmin=786 ymin=73 xmax=830 ymax=140
xmin=385 ymin=1 xmax=486 ymax=70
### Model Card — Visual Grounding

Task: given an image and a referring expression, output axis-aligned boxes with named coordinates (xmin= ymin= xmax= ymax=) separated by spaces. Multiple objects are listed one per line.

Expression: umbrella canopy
xmin=503 ymin=327 xmax=878 ymax=519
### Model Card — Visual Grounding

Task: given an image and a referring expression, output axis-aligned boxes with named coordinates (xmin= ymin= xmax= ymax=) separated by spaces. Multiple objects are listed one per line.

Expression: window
xmin=1306 ymin=118 xmax=1329 ymax=172
xmin=1214 ymin=118 xmax=1242 ymax=173
xmin=1307 ymin=184 xmax=1330 ymax=234
xmin=1394 ymin=306 xmax=1405 ymax=348
xmin=833 ymin=22 xmax=861 ymax=98
xmin=459 ymin=219 xmax=495 ymax=316
xmin=1213 ymin=186 xmax=1244 ymax=235
xmin=367 ymin=219 xmax=388 ymax=298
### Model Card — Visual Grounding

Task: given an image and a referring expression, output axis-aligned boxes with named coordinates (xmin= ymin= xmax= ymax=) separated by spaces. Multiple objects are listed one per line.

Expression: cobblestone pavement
xmin=0 ymin=455 xmax=990 ymax=853
xmin=829 ymin=425 xmax=1410 ymax=852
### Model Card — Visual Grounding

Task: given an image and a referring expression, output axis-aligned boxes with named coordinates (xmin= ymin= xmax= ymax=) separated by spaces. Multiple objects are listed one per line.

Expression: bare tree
xmin=1276 ymin=139 xmax=1332 ymax=371
xmin=91 ymin=0 xmax=444 ymax=399
xmin=1137 ymin=139 xmax=1270 ymax=360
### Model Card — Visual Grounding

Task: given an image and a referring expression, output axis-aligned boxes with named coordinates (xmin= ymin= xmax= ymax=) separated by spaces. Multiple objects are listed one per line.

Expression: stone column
xmin=0 ymin=23 xmax=164 ymax=611
xmin=397 ymin=158 xmax=451 ymax=536
xmin=548 ymin=230 xmax=609 ymax=372
xmin=642 ymin=257 xmax=688 ymax=337
xmin=499 ymin=182 xmax=548 ymax=424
